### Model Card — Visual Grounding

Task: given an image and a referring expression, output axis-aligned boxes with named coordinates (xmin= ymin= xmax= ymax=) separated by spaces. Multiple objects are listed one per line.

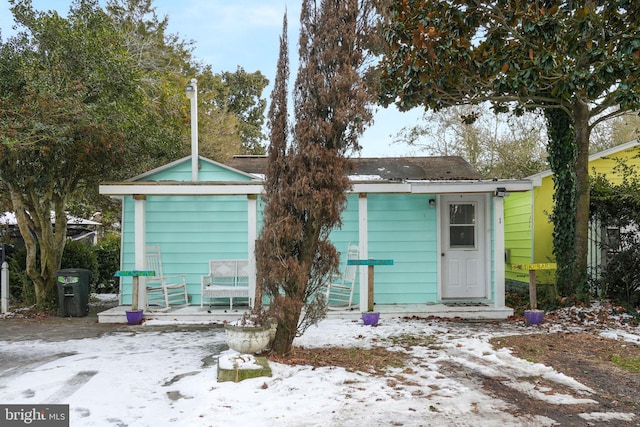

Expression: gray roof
xmin=225 ymin=156 xmax=484 ymax=181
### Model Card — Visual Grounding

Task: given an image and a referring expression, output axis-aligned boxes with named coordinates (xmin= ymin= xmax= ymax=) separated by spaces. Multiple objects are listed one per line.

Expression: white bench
xmin=201 ymin=259 xmax=250 ymax=310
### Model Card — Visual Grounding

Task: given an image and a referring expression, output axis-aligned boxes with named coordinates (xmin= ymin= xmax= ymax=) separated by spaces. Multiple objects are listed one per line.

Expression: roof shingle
xmin=224 ymin=156 xmax=484 ymax=181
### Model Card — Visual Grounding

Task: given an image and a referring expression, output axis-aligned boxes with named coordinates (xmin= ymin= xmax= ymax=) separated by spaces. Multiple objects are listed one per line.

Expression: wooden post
xmin=529 ymin=269 xmax=537 ymax=310
xmin=114 ymin=270 xmax=155 ymax=312
xmin=132 ymin=276 xmax=140 ymax=311
xmin=512 ymin=263 xmax=556 ymax=311
xmin=347 ymin=259 xmax=393 ymax=312
xmin=1 ymin=261 xmax=8 ymax=314
xmin=368 ymin=265 xmax=374 ymax=312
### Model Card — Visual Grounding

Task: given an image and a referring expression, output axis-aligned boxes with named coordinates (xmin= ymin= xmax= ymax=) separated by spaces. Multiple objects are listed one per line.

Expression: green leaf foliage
xmin=0 ymin=0 xmax=148 ymax=306
xmin=546 ymin=108 xmax=579 ymax=299
xmin=91 ymin=233 xmax=121 ymax=293
xmin=1 ymin=0 xmax=144 ymax=191
xmin=590 ymin=164 xmax=640 ymax=307
xmin=60 ymin=240 xmax=99 ymax=286
xmin=379 ymin=0 xmax=640 ymax=114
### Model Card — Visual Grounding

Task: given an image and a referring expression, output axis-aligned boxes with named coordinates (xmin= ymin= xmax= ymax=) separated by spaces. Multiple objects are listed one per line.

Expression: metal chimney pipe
xmin=185 ymin=78 xmax=198 ymax=182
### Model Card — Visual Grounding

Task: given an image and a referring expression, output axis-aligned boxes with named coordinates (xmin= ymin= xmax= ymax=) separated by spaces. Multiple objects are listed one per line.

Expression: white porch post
xmin=493 ymin=195 xmax=506 ymax=308
xmin=247 ymin=195 xmax=257 ymax=308
xmin=358 ymin=193 xmax=368 ymax=312
xmin=133 ymin=195 xmax=147 ymax=308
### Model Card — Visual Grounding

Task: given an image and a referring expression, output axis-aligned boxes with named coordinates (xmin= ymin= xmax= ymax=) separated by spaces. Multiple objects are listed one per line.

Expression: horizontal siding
xmin=367 ymin=194 xmax=438 ymax=304
xmin=120 ymin=194 xmax=250 ymax=304
xmin=589 ymin=147 xmax=640 ymax=184
xmin=142 ymin=159 xmax=254 ymax=182
xmin=504 ymin=191 xmax=533 ymax=282
xmin=328 ymin=194 xmax=363 ymax=302
xmin=533 ymin=176 xmax=555 ymax=265
xmin=120 ymin=191 xmax=487 ymax=307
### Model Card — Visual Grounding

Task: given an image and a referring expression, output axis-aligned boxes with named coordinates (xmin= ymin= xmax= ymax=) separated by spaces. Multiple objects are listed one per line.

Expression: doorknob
xmin=441 ymin=253 xmax=445 ymax=257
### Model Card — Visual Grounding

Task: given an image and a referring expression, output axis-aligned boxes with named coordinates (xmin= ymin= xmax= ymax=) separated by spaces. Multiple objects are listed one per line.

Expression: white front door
xmin=440 ymin=195 xmax=487 ymax=299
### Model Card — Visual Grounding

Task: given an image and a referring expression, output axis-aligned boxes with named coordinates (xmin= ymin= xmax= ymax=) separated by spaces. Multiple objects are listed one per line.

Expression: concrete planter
xmin=224 ymin=324 xmax=271 ymax=354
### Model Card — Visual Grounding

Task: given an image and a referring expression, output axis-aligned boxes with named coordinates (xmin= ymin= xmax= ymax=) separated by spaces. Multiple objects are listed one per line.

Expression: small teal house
xmin=100 ymin=155 xmax=532 ymax=319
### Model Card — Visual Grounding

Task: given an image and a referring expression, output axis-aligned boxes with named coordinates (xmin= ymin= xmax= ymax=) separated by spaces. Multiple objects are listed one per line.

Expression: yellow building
xmin=504 ymin=139 xmax=640 ymax=284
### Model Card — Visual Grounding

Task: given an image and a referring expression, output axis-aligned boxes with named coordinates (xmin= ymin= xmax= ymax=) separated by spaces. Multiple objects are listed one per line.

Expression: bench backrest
xmin=208 ymin=260 xmax=249 ymax=287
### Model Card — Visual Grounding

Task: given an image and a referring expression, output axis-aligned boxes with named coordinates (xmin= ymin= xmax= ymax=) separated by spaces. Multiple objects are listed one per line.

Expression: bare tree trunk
xmin=271 ymin=294 xmax=303 ymax=355
xmin=8 ymin=187 xmax=67 ymax=307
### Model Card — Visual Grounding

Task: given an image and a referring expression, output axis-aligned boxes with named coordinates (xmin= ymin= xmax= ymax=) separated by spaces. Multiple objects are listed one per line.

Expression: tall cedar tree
xmin=378 ymin=0 xmax=640 ymax=301
xmin=257 ymin=0 xmax=373 ymax=356
xmin=256 ymin=13 xmax=290 ymax=315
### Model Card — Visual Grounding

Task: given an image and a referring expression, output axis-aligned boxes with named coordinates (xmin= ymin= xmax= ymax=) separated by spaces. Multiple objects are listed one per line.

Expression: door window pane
xmin=449 ymin=204 xmax=475 ymax=225
xmin=449 ymin=203 xmax=476 ymax=248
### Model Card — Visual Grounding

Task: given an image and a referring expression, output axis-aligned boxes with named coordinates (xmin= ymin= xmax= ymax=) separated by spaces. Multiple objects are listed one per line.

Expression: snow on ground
xmin=0 ymin=302 xmax=638 ymax=426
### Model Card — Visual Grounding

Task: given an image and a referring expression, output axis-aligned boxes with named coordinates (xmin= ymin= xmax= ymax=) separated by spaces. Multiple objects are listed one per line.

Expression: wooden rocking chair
xmin=325 ymin=243 xmax=359 ymax=310
xmin=144 ymin=244 xmax=189 ymax=311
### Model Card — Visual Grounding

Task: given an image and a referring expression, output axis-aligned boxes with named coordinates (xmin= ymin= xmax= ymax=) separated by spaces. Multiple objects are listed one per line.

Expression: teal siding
xmin=120 ymin=192 xmax=443 ymax=306
xmin=329 ymin=193 xmax=360 ymax=248
xmin=120 ymin=159 xmax=256 ymax=304
xmin=367 ymin=194 xmax=438 ymax=304
xmin=328 ymin=194 xmax=362 ymax=301
xmin=118 ymin=158 xmax=499 ymax=307
xmin=143 ymin=159 xmax=254 ymax=182
xmin=120 ymin=195 xmax=250 ymax=304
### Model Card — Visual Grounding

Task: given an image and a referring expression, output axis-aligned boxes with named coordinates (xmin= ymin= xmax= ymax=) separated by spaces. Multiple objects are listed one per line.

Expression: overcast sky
xmin=0 ymin=0 xmax=425 ymax=157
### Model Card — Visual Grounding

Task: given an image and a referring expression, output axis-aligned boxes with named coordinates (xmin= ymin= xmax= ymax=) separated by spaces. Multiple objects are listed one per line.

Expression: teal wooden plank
xmin=119 ymin=188 xmax=501 ymax=306
xmin=115 ymin=270 xmax=155 ymax=277
xmin=348 ymin=259 xmax=394 ymax=266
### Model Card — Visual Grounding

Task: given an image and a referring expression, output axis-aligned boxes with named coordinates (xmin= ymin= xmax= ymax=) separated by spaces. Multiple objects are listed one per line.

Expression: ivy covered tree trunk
xmin=546 ymin=104 xmax=590 ymax=303
xmin=546 ymin=109 xmax=577 ymax=300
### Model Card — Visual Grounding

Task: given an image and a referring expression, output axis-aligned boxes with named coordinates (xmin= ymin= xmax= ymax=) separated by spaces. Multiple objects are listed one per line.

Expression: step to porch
xmin=97 ymin=304 xmax=514 ymax=324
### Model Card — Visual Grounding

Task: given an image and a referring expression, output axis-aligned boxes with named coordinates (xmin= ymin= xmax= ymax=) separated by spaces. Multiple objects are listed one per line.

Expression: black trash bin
xmin=57 ymin=268 xmax=90 ymax=317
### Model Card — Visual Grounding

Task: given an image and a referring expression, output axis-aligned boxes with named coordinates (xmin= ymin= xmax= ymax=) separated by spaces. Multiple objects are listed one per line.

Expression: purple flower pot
xmin=524 ymin=309 xmax=544 ymax=325
xmin=361 ymin=312 xmax=380 ymax=326
xmin=126 ymin=310 xmax=144 ymax=325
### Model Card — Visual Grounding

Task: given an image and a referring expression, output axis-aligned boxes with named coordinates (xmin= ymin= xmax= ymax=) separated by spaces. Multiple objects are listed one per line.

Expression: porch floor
xmin=97 ymin=303 xmax=514 ymax=324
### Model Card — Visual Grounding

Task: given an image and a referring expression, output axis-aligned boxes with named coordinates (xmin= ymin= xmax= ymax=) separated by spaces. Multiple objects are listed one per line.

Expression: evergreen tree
xmin=0 ymin=0 xmax=144 ymax=306
xmin=257 ymin=0 xmax=373 ymax=356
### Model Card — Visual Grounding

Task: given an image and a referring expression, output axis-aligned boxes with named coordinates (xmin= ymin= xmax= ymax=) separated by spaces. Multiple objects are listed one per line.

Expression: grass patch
xmin=610 ymin=354 xmax=640 ymax=373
